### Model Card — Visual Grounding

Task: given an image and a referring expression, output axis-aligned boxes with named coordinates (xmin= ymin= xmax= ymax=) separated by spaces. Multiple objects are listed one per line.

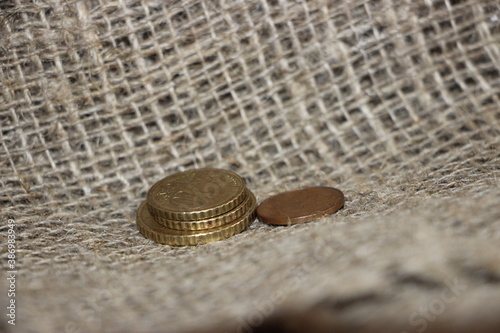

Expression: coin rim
xmin=147 ymin=168 xmax=247 ymax=221
xmin=137 ymin=197 xmax=256 ymax=245
xmin=256 ymin=186 xmax=344 ymax=226
xmin=156 ymin=189 xmax=255 ymax=231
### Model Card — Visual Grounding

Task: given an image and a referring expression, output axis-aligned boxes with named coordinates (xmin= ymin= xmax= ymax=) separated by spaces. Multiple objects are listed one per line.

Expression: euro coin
xmin=156 ymin=189 xmax=255 ymax=230
xmin=256 ymin=187 xmax=344 ymax=225
xmin=136 ymin=198 xmax=256 ymax=246
xmin=147 ymin=168 xmax=246 ymax=221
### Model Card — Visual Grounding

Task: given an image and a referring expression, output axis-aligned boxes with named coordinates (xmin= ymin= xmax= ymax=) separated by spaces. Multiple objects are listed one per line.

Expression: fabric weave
xmin=1 ymin=0 xmax=499 ymax=332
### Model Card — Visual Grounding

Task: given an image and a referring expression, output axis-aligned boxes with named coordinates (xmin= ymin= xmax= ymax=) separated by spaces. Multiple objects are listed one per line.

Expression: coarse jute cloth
xmin=1 ymin=0 xmax=499 ymax=332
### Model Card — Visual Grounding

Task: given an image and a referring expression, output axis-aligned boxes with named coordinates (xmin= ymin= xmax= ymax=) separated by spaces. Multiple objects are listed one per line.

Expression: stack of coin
xmin=136 ymin=168 xmax=256 ymax=245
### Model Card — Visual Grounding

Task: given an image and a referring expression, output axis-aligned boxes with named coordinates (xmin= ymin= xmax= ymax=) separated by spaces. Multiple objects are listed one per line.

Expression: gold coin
xmin=147 ymin=168 xmax=246 ymax=221
xmin=136 ymin=199 xmax=256 ymax=246
xmin=156 ymin=189 xmax=255 ymax=230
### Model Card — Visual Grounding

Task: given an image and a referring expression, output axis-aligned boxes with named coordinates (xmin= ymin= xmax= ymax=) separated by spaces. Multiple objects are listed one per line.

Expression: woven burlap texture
xmin=1 ymin=0 xmax=499 ymax=332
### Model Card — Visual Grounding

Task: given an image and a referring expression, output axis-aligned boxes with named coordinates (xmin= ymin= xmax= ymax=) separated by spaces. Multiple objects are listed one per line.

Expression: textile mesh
xmin=0 ymin=0 xmax=499 ymax=332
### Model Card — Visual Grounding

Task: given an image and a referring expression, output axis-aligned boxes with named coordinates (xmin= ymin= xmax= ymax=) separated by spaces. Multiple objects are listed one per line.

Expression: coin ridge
xmin=147 ymin=168 xmax=247 ymax=221
xmin=156 ymin=189 xmax=255 ymax=231
xmin=137 ymin=198 xmax=256 ymax=245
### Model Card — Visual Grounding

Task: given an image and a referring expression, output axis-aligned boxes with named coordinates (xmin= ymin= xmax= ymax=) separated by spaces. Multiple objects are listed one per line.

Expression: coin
xmin=136 ymin=198 xmax=256 ymax=246
xmin=256 ymin=186 xmax=344 ymax=225
xmin=147 ymin=168 xmax=246 ymax=221
xmin=156 ymin=190 xmax=255 ymax=230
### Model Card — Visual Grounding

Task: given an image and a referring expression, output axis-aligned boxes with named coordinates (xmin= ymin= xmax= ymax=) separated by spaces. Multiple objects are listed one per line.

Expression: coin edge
xmin=137 ymin=197 xmax=256 ymax=245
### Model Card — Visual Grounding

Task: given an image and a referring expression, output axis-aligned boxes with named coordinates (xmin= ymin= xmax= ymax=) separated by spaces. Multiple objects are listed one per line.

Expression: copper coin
xmin=257 ymin=186 xmax=344 ymax=225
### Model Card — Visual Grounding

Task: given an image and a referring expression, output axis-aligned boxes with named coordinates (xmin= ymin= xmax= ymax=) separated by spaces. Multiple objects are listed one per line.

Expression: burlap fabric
xmin=1 ymin=0 xmax=500 ymax=332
